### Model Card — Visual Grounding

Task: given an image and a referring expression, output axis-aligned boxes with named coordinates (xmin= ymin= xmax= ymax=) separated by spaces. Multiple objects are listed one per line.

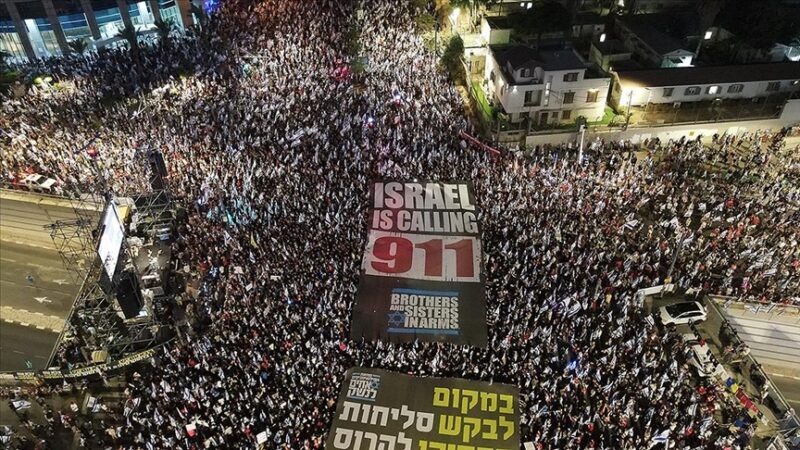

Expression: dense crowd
xmin=1 ymin=0 xmax=799 ymax=448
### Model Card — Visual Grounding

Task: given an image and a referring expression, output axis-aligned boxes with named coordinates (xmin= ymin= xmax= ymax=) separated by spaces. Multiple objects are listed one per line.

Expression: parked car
xmin=22 ymin=173 xmax=57 ymax=193
xmin=682 ymin=334 xmax=721 ymax=379
xmin=658 ymin=301 xmax=707 ymax=326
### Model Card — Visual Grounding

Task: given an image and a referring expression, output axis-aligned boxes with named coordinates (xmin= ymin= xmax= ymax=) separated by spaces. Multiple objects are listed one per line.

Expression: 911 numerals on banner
xmin=363 ymin=231 xmax=481 ymax=282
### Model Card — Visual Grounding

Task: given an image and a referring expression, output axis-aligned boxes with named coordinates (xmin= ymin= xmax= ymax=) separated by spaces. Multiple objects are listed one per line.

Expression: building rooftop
xmin=609 ymin=59 xmax=645 ymax=71
xmin=491 ymin=44 xmax=587 ymax=73
xmin=617 ymin=13 xmax=699 ymax=55
xmin=573 ymin=12 xmax=604 ymax=25
xmin=593 ymin=39 xmax=629 ymax=55
xmin=616 ymin=62 xmax=800 ymax=87
xmin=485 ymin=16 xmax=514 ymax=30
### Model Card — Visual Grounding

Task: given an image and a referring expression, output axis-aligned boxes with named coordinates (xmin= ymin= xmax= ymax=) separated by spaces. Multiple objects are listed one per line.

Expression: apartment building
xmin=611 ymin=62 xmax=800 ymax=108
xmin=484 ymin=44 xmax=611 ymax=126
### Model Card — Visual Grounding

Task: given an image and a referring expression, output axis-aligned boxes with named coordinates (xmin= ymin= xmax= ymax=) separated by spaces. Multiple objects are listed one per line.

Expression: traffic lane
xmin=0 ymin=197 xmax=79 ymax=242
xmin=769 ymin=375 xmax=800 ymax=410
xmin=0 ymin=322 xmax=57 ymax=371
xmin=0 ymin=240 xmax=79 ymax=317
xmin=0 ymin=197 xmax=81 ymax=229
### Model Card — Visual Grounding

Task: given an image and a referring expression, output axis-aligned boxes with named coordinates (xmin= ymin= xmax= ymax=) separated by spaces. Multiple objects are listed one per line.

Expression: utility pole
xmin=623 ymin=90 xmax=634 ymax=130
xmin=434 ymin=22 xmax=440 ymax=61
xmin=577 ymin=117 xmax=587 ymax=164
xmin=662 ymin=228 xmax=686 ymax=298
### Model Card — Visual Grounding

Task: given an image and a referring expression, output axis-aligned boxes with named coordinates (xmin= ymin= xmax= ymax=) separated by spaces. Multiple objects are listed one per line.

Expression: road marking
xmin=53 ymin=279 xmax=68 ymax=285
xmin=767 ymin=372 xmax=800 ymax=381
xmin=0 ymin=239 xmax=57 ymax=251
xmin=33 ymin=296 xmax=52 ymax=304
xmin=11 ymin=350 xmax=24 ymax=355
xmin=0 ymin=307 xmax=64 ymax=332
xmin=0 ymin=258 xmax=18 ymax=263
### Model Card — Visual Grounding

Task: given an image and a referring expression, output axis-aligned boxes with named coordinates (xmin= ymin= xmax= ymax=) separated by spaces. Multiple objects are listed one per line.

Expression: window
xmin=489 ymin=71 xmax=495 ymax=82
xmin=563 ymin=72 xmax=579 ymax=82
xmin=727 ymin=84 xmax=743 ymax=94
xmin=663 ymin=87 xmax=674 ymax=97
xmin=521 ymin=68 xmax=530 ymax=77
xmin=766 ymin=81 xmax=780 ymax=92
xmin=563 ymin=92 xmax=575 ymax=104
xmin=562 ymin=110 xmax=572 ymax=120
xmin=586 ymin=90 xmax=599 ymax=103
xmin=685 ymin=86 xmax=701 ymax=96
xmin=707 ymin=85 xmax=719 ymax=95
xmin=524 ymin=90 xmax=541 ymax=106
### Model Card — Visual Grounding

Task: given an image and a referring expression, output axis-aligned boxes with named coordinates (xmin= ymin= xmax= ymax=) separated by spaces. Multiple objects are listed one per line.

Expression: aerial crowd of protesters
xmin=1 ymin=0 xmax=799 ymax=448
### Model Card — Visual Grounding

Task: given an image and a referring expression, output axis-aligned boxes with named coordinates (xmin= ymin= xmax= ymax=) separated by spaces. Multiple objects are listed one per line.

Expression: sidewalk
xmin=523 ymin=115 xmax=800 ymax=147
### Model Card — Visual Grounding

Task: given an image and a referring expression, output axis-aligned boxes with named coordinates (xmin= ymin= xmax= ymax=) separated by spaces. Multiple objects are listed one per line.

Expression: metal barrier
xmin=0 ymin=339 xmax=173 ymax=385
xmin=704 ymin=297 xmax=800 ymax=437
xmin=718 ymin=296 xmax=800 ymax=323
xmin=766 ymin=433 xmax=800 ymax=450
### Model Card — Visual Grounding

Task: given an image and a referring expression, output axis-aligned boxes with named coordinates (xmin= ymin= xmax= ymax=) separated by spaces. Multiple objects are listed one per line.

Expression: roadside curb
xmin=0 ymin=306 xmax=64 ymax=333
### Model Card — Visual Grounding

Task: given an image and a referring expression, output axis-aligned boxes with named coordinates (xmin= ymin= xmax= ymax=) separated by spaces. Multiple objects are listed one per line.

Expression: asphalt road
xmin=0 ymin=240 xmax=78 ymax=317
xmin=0 ymin=193 xmax=90 ymax=371
xmin=0 ymin=322 xmax=57 ymax=371
xmin=0 ymin=196 xmax=81 ymax=242
xmin=725 ymin=314 xmax=800 ymax=369
xmin=654 ymin=296 xmax=800 ymax=425
xmin=769 ymin=375 xmax=800 ymax=411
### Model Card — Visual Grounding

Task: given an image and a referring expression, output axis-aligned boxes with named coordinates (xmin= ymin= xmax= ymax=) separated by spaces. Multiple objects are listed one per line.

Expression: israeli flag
xmin=649 ymin=429 xmax=669 ymax=448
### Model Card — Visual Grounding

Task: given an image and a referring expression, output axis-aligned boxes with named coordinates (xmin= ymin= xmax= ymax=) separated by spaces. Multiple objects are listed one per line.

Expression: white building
xmin=611 ymin=63 xmax=800 ymax=108
xmin=484 ymin=44 xmax=611 ymax=126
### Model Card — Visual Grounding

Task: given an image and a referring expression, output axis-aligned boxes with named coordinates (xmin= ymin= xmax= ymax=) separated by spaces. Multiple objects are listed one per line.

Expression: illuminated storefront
xmin=0 ymin=0 xmax=193 ymax=61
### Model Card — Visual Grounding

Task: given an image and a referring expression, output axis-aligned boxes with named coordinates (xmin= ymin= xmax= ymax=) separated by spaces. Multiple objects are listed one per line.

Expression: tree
xmin=116 ymin=25 xmax=138 ymax=51
xmin=68 ymin=38 xmax=89 ymax=55
xmin=0 ymin=50 xmax=11 ymax=70
xmin=717 ymin=0 xmax=796 ymax=51
xmin=415 ymin=12 xmax=436 ymax=34
xmin=440 ymin=34 xmax=465 ymax=81
xmin=410 ymin=0 xmax=427 ymax=10
xmin=512 ymin=1 xmax=572 ymax=49
xmin=155 ymin=18 xmax=175 ymax=43
xmin=448 ymin=0 xmax=496 ymax=30
xmin=697 ymin=0 xmax=725 ymax=33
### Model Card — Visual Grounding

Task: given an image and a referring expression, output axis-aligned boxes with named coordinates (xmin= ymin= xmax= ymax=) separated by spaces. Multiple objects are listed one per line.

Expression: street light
xmin=576 ymin=116 xmax=587 ymax=164
xmin=623 ymin=89 xmax=634 ymax=130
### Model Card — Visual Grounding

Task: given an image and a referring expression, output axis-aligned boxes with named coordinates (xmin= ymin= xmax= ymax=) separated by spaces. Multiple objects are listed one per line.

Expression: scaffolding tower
xmin=45 ymin=143 xmax=177 ymax=369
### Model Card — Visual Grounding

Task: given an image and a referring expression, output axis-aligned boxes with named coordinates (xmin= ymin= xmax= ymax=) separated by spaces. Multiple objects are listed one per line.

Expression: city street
xmin=0 ymin=322 xmax=59 ymax=372
xmin=0 ymin=240 xmax=78 ymax=317
xmin=0 ymin=195 xmax=84 ymax=244
xmin=771 ymin=375 xmax=800 ymax=411
xmin=0 ymin=192 xmax=89 ymax=371
xmin=650 ymin=295 xmax=800 ymax=434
